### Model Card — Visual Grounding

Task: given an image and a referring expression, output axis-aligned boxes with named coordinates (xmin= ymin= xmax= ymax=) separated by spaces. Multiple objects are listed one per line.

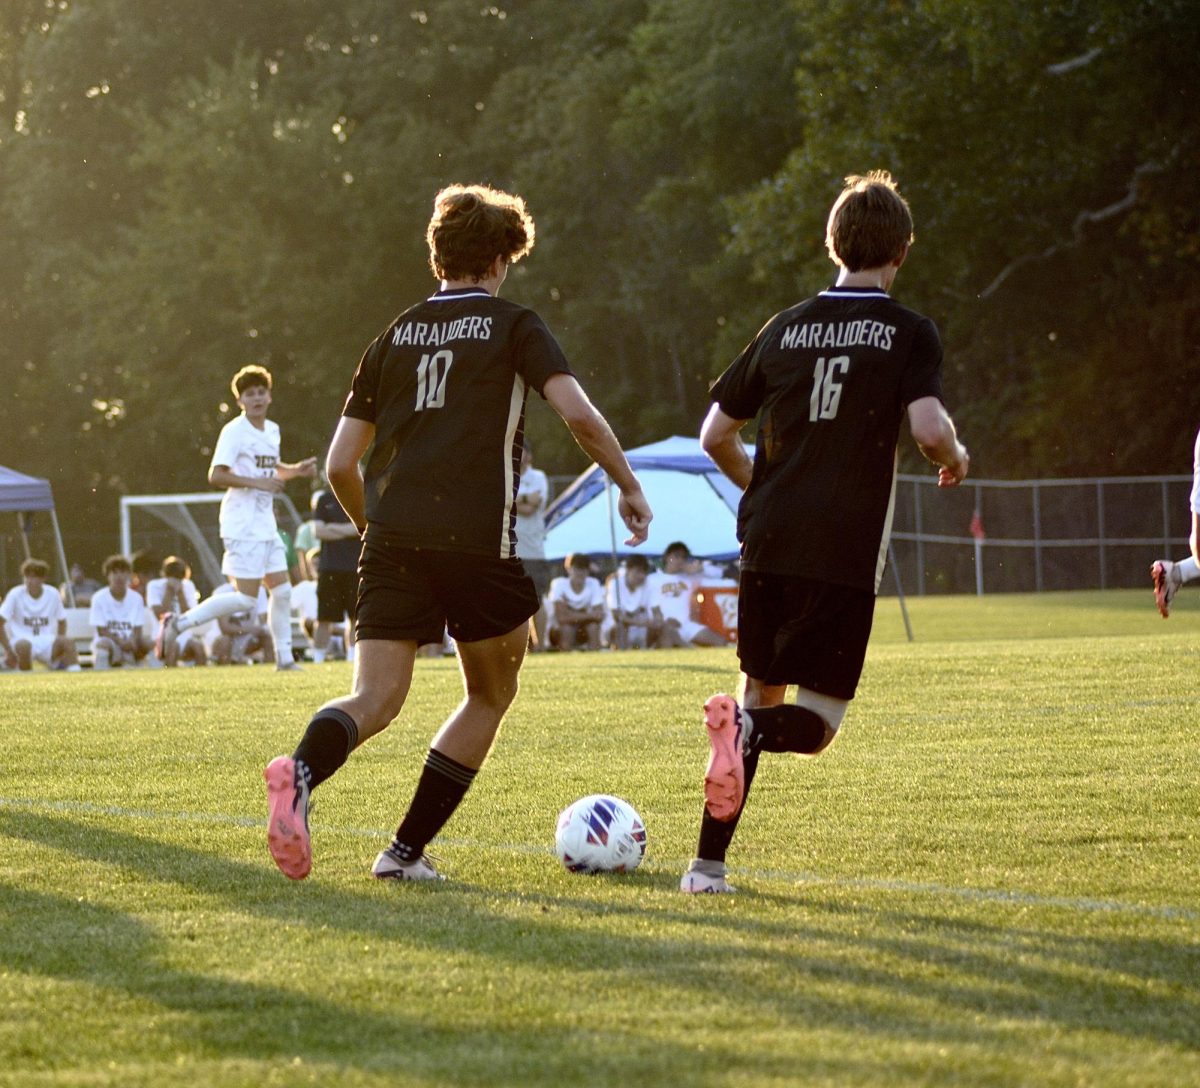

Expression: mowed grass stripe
xmin=1 ymin=793 xmax=1195 ymax=924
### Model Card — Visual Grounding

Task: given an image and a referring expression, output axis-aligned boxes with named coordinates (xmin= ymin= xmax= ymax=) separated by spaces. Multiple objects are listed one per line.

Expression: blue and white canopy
xmin=543 ymin=435 xmax=749 ymax=561
xmin=0 ymin=465 xmax=55 ymax=512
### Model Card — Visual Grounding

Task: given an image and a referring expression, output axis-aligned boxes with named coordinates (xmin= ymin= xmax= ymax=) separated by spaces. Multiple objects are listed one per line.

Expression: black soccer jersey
xmin=711 ymin=286 xmax=945 ymax=592
xmin=342 ymin=288 xmax=573 ymax=557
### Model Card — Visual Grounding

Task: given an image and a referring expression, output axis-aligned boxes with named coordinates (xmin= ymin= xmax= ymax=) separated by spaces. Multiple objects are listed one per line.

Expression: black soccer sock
xmin=744 ymin=704 xmax=828 ymax=754
xmin=389 ymin=749 xmax=478 ymax=862
xmin=292 ymin=708 xmax=360 ymax=790
xmin=696 ymin=749 xmax=760 ymax=864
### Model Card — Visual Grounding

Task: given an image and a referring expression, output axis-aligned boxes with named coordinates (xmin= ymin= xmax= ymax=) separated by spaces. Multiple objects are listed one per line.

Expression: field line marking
xmin=1 ymin=795 xmax=1194 ymax=922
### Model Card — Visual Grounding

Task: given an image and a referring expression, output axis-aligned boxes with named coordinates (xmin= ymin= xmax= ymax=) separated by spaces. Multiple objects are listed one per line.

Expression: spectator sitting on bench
xmin=1 ymin=558 xmax=81 ymax=671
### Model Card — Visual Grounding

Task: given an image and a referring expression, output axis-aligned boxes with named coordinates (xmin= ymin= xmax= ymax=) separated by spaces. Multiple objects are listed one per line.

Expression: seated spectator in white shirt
xmin=1 ymin=558 xmax=81 ymax=671
xmin=647 ymin=540 xmax=731 ymax=648
xmin=90 ymin=555 xmax=152 ymax=669
xmin=604 ymin=554 xmax=658 ymax=649
xmin=546 ymin=553 xmax=606 ymax=651
xmin=145 ymin=556 xmax=208 ymax=667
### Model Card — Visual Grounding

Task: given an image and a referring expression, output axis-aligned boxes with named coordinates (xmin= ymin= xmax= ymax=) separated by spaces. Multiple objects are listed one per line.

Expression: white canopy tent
xmin=543 ymin=435 xmax=748 ymax=561
xmin=0 ymin=465 xmax=72 ymax=600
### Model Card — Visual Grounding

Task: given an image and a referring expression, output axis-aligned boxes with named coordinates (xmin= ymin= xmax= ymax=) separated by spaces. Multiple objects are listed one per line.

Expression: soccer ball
xmin=554 ymin=794 xmax=647 ymax=874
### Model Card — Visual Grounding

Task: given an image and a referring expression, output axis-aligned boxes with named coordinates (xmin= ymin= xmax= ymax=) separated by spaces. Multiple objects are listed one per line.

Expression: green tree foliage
xmin=1 ymin=0 xmax=1195 ymax=563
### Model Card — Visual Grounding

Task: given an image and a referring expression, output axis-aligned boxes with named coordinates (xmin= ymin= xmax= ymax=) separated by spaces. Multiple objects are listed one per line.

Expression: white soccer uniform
xmin=0 ymin=584 xmax=65 ymax=664
xmin=210 ymin=414 xmax=287 ymax=578
xmin=646 ymin=570 xmax=707 ymax=643
xmin=145 ymin=577 xmax=205 ymax=647
xmin=89 ymin=587 xmax=147 ymax=663
xmin=604 ymin=571 xmax=653 ymax=647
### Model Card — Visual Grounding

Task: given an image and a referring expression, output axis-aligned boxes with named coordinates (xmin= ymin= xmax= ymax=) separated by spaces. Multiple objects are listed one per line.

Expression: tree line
xmin=1 ymin=0 xmax=1196 ymax=566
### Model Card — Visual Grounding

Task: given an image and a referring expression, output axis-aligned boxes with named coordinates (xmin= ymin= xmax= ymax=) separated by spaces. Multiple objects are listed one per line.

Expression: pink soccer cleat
xmin=702 ymin=693 xmax=745 ymax=822
xmin=264 ymin=755 xmax=312 ymax=880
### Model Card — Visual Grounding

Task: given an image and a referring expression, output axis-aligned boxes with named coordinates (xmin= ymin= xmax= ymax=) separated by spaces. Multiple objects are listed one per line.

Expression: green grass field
xmin=2 ymin=590 xmax=1198 ymax=1087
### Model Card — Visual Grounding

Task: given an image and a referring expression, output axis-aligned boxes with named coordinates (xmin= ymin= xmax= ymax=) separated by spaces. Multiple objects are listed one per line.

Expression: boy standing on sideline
xmin=156 ymin=365 xmax=317 ymax=670
xmin=0 ymin=558 xmax=80 ymax=671
xmin=311 ymin=476 xmax=360 ymax=663
xmin=514 ymin=443 xmax=553 ymax=650
xmin=681 ymin=172 xmax=969 ymax=894
xmin=263 ymin=183 xmax=651 ymax=882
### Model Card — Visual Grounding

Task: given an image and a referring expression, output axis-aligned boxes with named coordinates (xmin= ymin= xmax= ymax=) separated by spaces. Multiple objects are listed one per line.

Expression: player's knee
xmin=794 ymin=687 xmax=848 ymax=757
xmin=232 ymin=591 xmax=258 ymax=614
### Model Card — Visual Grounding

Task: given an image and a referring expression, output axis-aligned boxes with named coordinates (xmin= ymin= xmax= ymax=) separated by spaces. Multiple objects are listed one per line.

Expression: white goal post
xmin=119 ymin=492 xmax=304 ymax=590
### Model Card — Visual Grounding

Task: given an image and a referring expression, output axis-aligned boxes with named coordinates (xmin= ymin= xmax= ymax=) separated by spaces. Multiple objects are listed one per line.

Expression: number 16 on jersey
xmin=810 ymin=355 xmax=848 ymax=421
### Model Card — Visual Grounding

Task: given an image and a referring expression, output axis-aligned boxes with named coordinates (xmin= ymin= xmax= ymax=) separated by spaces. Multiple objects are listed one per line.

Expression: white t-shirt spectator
xmin=547 ymin=574 xmax=606 ymax=613
xmin=646 ymin=570 xmax=698 ymax=626
xmin=515 ymin=466 xmax=549 ymax=560
xmin=605 ymin=570 xmax=653 ymax=617
xmin=210 ymin=414 xmax=281 ymax=541
xmin=89 ymin=587 xmax=146 ymax=642
xmin=0 ymin=584 xmax=64 ymax=640
xmin=144 ymin=577 xmax=200 ymax=615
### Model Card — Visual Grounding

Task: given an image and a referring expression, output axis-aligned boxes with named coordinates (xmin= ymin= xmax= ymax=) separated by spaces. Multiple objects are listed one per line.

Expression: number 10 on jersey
xmin=416 ymin=350 xmax=453 ymax=411
xmin=810 ymin=355 xmax=848 ymax=421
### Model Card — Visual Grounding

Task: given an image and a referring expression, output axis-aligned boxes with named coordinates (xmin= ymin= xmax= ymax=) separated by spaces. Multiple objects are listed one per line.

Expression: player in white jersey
xmin=145 ymin=556 xmax=208 ymax=667
xmin=90 ymin=555 xmax=151 ymax=669
xmin=156 ymin=365 xmax=317 ymax=670
xmin=0 ymin=558 xmax=80 ymax=671
xmin=1150 ymin=425 xmax=1200 ymax=617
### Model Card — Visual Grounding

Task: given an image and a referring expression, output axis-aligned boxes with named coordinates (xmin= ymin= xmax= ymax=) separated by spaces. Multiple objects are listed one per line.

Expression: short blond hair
xmin=825 ymin=171 xmax=914 ymax=271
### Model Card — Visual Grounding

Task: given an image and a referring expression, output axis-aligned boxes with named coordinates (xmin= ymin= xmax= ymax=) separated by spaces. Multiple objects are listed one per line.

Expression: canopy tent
xmin=0 ymin=465 xmax=72 ymax=600
xmin=543 ymin=435 xmax=749 ymax=561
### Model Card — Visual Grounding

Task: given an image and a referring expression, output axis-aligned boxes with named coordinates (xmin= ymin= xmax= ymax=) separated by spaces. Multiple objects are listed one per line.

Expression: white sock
xmin=177 ymin=591 xmax=258 ymax=632
xmin=311 ymin=647 xmax=326 ymax=664
xmin=1178 ymin=557 xmax=1200 ymax=582
xmin=94 ymin=647 xmax=110 ymax=670
xmin=269 ymin=584 xmax=293 ymax=666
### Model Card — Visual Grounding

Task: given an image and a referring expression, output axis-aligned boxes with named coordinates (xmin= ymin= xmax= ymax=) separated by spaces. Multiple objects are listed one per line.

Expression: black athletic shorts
xmin=317 ymin=569 xmax=358 ymax=623
xmin=736 ymin=571 xmax=876 ymax=699
xmin=356 ymin=531 xmax=540 ymax=646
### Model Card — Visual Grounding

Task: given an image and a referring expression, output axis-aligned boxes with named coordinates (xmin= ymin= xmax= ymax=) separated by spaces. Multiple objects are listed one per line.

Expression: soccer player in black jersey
xmin=680 ymin=172 xmax=969 ymax=894
xmin=264 ymin=184 xmax=652 ymax=881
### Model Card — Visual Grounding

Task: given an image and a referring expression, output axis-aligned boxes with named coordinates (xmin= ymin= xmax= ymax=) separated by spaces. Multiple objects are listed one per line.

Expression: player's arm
xmin=515 ymin=490 xmax=543 ymax=516
xmin=907 ymin=397 xmax=969 ymax=488
xmin=542 ymin=374 xmax=651 ymax=546
xmin=314 ymin=519 xmax=361 ymax=541
xmin=209 ymin=464 xmax=284 ymax=494
xmin=325 ymin=417 xmax=374 ymax=533
xmin=700 ymin=404 xmax=753 ymax=491
xmin=277 ymin=456 xmax=319 ymax=481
